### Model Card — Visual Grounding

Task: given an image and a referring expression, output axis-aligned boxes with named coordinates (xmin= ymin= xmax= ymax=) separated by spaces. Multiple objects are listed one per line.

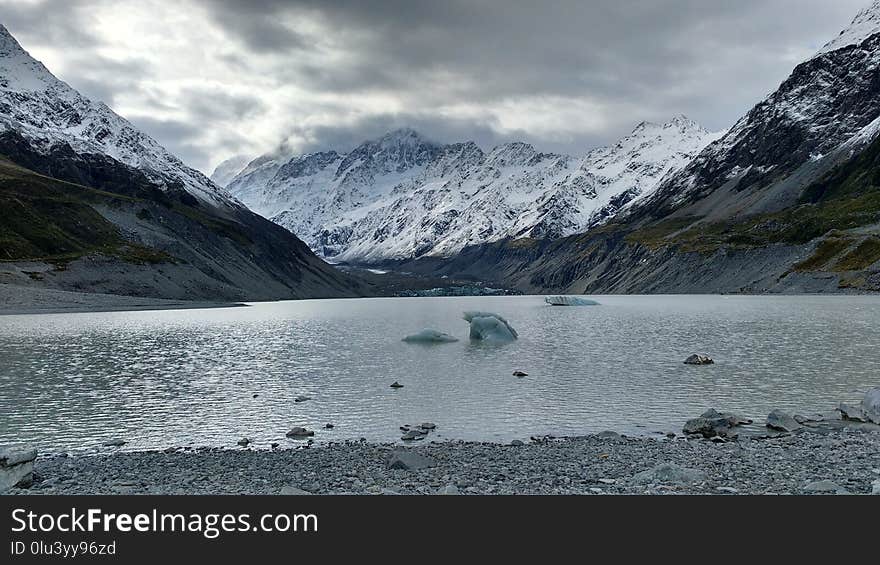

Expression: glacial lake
xmin=1 ymin=295 xmax=878 ymax=454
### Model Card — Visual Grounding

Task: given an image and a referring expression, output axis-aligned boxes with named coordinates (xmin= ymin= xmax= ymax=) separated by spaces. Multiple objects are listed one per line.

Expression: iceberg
xmin=544 ymin=296 xmax=599 ymax=306
xmin=402 ymin=329 xmax=459 ymax=343
xmin=462 ymin=311 xmax=518 ymax=342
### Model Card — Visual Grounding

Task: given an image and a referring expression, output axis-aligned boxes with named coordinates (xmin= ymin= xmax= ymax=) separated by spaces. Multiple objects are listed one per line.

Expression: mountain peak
xmin=0 ymin=24 xmax=60 ymax=92
xmin=814 ymin=0 xmax=880 ymax=57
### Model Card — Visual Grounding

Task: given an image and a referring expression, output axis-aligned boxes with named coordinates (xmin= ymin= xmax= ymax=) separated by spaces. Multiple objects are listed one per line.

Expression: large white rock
xmin=862 ymin=387 xmax=880 ymax=424
xmin=462 ymin=311 xmax=518 ymax=342
xmin=0 ymin=446 xmax=37 ymax=492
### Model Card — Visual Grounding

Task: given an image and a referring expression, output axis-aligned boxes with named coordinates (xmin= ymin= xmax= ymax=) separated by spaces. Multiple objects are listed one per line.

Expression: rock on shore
xmin=1 ymin=446 xmax=37 ymax=492
xmin=7 ymin=430 xmax=879 ymax=495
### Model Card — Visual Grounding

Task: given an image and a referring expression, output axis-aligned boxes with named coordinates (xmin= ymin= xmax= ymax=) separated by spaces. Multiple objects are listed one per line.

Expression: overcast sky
xmin=0 ymin=0 xmax=870 ymax=174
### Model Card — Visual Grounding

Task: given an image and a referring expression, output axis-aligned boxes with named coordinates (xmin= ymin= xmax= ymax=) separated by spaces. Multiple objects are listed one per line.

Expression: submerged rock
xmin=630 ymin=463 xmax=706 ymax=486
xmin=390 ymin=381 xmax=404 ymax=389
xmin=0 ymin=446 xmax=37 ymax=492
xmin=286 ymin=427 xmax=315 ymax=438
xmin=684 ymin=354 xmax=714 ymax=365
xmin=766 ymin=410 xmax=803 ymax=432
xmin=544 ymin=296 xmax=599 ymax=306
xmin=512 ymin=370 xmax=528 ymax=377
xmin=103 ymin=439 xmax=126 ymax=447
xmin=463 ymin=311 xmax=518 ymax=342
xmin=683 ymin=409 xmax=751 ymax=438
xmin=294 ymin=395 xmax=312 ymax=403
xmin=402 ymin=329 xmax=459 ymax=344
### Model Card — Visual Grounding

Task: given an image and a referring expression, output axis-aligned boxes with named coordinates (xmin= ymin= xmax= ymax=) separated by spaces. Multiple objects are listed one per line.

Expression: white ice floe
xmin=462 ymin=312 xmax=518 ymax=342
xmin=402 ymin=329 xmax=459 ymax=343
xmin=544 ymin=296 xmax=599 ymax=306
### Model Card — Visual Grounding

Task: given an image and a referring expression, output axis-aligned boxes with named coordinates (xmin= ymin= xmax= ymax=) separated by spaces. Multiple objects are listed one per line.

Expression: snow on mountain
xmin=639 ymin=0 xmax=880 ymax=213
xmin=228 ymin=118 xmax=721 ymax=262
xmin=814 ymin=0 xmax=880 ymax=57
xmin=0 ymin=24 xmax=233 ymax=207
xmin=209 ymin=155 xmax=250 ymax=188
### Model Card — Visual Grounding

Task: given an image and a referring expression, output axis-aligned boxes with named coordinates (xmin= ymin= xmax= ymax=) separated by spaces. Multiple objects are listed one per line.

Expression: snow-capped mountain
xmin=228 ymin=117 xmax=722 ymax=262
xmin=210 ymin=155 xmax=250 ymax=188
xmin=0 ymin=24 xmax=232 ymax=207
xmin=639 ymin=0 xmax=880 ymax=216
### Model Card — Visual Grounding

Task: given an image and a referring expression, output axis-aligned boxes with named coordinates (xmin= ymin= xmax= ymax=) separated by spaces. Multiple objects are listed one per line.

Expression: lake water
xmin=1 ymin=295 xmax=878 ymax=453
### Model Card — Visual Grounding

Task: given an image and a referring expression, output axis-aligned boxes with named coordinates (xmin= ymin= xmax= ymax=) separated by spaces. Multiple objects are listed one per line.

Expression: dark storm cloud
xmin=196 ymin=0 xmax=867 ymax=153
xmin=285 ymin=113 xmax=536 ymax=156
xmin=0 ymin=0 xmax=872 ymax=172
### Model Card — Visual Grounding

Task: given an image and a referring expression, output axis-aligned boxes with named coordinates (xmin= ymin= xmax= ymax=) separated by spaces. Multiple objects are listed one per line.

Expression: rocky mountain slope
xmin=228 ymin=118 xmax=721 ymax=262
xmin=391 ymin=1 xmax=880 ymax=294
xmin=0 ymin=25 xmax=368 ymax=301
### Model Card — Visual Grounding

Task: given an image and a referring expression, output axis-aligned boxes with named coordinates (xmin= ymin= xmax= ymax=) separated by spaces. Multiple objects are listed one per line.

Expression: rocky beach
xmin=5 ymin=396 xmax=879 ymax=496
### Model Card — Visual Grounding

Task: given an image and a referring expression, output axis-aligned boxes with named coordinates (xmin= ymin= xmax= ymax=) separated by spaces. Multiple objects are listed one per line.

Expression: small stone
xmin=684 ymin=354 xmax=714 ymax=365
xmin=510 ymin=440 xmax=525 ymax=446
xmin=631 ymin=463 xmax=706 ymax=486
xmin=419 ymin=422 xmax=436 ymax=430
xmin=294 ymin=395 xmax=312 ymax=403
xmin=596 ymin=431 xmax=621 ymax=440
xmin=102 ymin=439 xmax=126 ymax=447
xmin=438 ymin=484 xmax=460 ymax=495
xmin=401 ymin=430 xmax=424 ymax=441
xmin=237 ymin=438 xmax=251 ymax=447
xmin=280 ymin=486 xmax=313 ymax=495
xmin=386 ymin=450 xmax=436 ymax=471
xmin=252 ymin=394 xmax=259 ymax=398
xmin=716 ymin=486 xmax=738 ymax=493
xmin=512 ymin=371 xmax=528 ymax=377
xmin=803 ymin=480 xmax=849 ymax=494
xmin=871 ymin=479 xmax=880 ymax=495
xmin=598 ymin=478 xmax=617 ymax=485
xmin=270 ymin=443 xmax=280 ymax=449
xmin=324 ymin=423 xmax=335 ymax=429
xmin=390 ymin=381 xmax=404 ymax=389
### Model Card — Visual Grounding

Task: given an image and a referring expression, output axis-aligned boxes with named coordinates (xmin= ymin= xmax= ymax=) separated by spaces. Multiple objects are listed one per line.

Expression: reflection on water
xmin=0 ymin=295 xmax=878 ymax=452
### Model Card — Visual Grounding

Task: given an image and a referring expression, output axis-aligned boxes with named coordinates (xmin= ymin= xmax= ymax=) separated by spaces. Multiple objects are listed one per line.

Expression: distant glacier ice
xmin=545 ymin=296 xmax=600 ymax=306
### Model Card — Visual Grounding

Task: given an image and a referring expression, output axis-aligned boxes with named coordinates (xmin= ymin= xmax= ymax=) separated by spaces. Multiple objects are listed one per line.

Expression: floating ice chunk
xmin=463 ymin=311 xmax=518 ymax=342
xmin=402 ymin=329 xmax=459 ymax=343
xmin=544 ymin=296 xmax=599 ymax=306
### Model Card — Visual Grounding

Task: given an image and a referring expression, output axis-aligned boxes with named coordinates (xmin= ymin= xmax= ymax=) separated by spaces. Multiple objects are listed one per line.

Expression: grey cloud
xmin=0 ymin=0 xmax=873 ymax=173
xmin=0 ymin=0 xmax=104 ymax=49
xmin=199 ymin=0 xmax=868 ymax=146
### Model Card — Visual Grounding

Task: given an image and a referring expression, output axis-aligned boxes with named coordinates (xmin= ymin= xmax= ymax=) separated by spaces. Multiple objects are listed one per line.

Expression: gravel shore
xmin=0 ymin=284 xmax=241 ymax=315
xmin=9 ymin=429 xmax=879 ymax=495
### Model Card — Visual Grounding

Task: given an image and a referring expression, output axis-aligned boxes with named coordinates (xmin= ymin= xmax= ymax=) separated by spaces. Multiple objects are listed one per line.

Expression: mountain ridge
xmin=228 ymin=117 xmax=722 ymax=262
